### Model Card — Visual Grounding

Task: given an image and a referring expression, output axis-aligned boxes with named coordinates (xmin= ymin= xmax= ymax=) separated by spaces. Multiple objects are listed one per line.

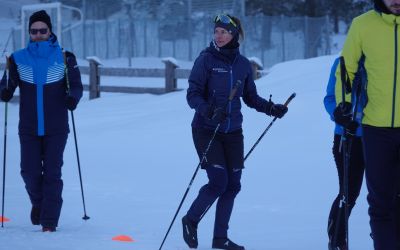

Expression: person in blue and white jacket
xmin=182 ymin=14 xmax=288 ymax=250
xmin=323 ymin=57 xmax=365 ymax=250
xmin=0 ymin=10 xmax=83 ymax=232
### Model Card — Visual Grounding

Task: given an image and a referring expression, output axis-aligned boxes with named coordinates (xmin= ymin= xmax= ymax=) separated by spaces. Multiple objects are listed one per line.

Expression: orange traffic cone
xmin=0 ymin=216 xmax=10 ymax=223
xmin=112 ymin=235 xmax=134 ymax=242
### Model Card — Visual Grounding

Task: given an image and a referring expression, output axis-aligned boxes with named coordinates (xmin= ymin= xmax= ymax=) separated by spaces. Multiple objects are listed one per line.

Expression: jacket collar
xmin=206 ymin=40 xmax=239 ymax=64
xmin=374 ymin=0 xmax=400 ymax=24
xmin=380 ymin=12 xmax=400 ymax=25
xmin=27 ymin=34 xmax=60 ymax=58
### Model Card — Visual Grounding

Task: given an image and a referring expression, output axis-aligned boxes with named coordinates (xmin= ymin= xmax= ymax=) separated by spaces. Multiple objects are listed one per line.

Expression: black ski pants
xmin=186 ymin=127 xmax=243 ymax=238
xmin=363 ymin=126 xmax=400 ymax=250
xmin=19 ymin=133 xmax=68 ymax=228
xmin=328 ymin=134 xmax=365 ymax=246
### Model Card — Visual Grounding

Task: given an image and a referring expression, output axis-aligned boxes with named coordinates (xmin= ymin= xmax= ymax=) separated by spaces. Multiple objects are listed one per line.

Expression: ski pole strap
xmin=339 ymin=56 xmax=351 ymax=106
xmin=62 ymin=50 xmax=67 ymax=66
xmin=62 ymin=51 xmax=71 ymax=92
xmin=352 ymin=54 xmax=366 ymax=122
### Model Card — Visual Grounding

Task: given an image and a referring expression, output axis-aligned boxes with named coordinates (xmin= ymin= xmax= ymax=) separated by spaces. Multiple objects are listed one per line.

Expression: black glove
xmin=345 ymin=120 xmax=359 ymax=135
xmin=210 ymin=107 xmax=227 ymax=124
xmin=66 ymin=96 xmax=78 ymax=111
xmin=0 ymin=88 xmax=13 ymax=102
xmin=270 ymin=104 xmax=288 ymax=119
xmin=201 ymin=104 xmax=214 ymax=119
xmin=333 ymin=102 xmax=359 ymax=135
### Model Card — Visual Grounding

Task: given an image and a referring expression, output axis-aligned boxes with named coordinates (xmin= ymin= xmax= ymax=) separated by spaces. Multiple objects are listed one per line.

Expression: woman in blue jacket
xmin=323 ymin=57 xmax=365 ymax=250
xmin=183 ymin=14 xmax=288 ymax=250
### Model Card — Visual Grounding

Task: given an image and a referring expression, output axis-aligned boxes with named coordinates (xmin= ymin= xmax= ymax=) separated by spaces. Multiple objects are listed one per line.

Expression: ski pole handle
xmin=339 ymin=56 xmax=352 ymax=111
xmin=244 ymin=92 xmax=295 ymax=161
xmin=283 ymin=92 xmax=296 ymax=107
xmin=228 ymin=80 xmax=241 ymax=101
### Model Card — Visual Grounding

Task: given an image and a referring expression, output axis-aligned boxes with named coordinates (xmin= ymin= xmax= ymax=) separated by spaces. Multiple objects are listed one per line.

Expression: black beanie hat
xmin=29 ymin=10 xmax=52 ymax=31
xmin=214 ymin=15 xmax=239 ymax=37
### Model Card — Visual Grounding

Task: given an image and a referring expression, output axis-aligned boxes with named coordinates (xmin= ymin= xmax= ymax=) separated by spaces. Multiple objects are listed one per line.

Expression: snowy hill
xmin=0 ymin=55 xmax=373 ymax=250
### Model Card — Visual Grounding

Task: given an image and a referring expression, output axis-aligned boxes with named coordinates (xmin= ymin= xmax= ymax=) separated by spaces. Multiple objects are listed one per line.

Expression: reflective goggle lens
xmin=214 ymin=14 xmax=237 ymax=28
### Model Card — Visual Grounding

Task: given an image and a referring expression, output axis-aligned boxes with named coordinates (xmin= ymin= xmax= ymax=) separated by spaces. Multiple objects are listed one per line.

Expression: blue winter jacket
xmin=187 ymin=41 xmax=272 ymax=133
xmin=323 ymin=57 xmax=366 ymax=137
xmin=0 ymin=35 xmax=83 ymax=136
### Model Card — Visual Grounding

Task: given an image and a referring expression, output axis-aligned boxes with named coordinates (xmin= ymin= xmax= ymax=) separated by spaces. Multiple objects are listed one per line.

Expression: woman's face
xmin=214 ymin=27 xmax=233 ymax=48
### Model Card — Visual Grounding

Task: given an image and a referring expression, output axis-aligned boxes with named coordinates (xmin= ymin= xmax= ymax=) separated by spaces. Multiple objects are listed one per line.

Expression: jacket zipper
xmin=224 ymin=55 xmax=238 ymax=133
xmin=392 ymin=22 xmax=398 ymax=127
xmin=225 ymin=66 xmax=233 ymax=133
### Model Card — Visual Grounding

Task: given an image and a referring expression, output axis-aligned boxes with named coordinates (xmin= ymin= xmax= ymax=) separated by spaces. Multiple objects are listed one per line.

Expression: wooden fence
xmin=0 ymin=57 xmax=263 ymax=100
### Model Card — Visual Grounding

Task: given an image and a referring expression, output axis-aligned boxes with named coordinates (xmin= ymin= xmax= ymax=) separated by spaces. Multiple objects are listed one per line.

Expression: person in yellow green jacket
xmin=334 ymin=0 xmax=400 ymax=249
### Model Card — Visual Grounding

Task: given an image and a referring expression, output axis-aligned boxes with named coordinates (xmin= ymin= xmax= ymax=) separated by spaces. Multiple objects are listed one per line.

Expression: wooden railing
xmin=0 ymin=56 xmax=264 ymax=100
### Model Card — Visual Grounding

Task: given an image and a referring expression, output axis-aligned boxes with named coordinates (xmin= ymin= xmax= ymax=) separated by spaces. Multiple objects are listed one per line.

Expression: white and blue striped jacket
xmin=1 ymin=35 xmax=83 ymax=136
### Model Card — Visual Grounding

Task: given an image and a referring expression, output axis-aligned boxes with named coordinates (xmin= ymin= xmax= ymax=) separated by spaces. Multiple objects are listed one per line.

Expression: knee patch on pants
xmin=206 ymin=164 xmax=228 ymax=196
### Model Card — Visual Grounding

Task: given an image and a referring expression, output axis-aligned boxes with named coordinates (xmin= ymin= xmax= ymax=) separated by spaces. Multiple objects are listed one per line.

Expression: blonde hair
xmin=230 ymin=16 xmax=244 ymax=41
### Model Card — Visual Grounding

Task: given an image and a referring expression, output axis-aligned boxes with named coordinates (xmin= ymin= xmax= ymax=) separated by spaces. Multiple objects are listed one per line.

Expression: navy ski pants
xmin=186 ymin=128 xmax=243 ymax=238
xmin=19 ymin=133 xmax=68 ymax=227
xmin=362 ymin=126 xmax=400 ymax=250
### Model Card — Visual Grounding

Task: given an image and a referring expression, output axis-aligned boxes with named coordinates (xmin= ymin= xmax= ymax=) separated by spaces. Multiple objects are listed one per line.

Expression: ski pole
xmin=63 ymin=52 xmax=90 ymax=221
xmin=244 ymin=92 xmax=296 ymax=161
xmin=1 ymin=100 xmax=6 ymax=228
xmin=196 ymin=92 xmax=296 ymax=222
xmin=158 ymin=80 xmax=242 ymax=250
xmin=1 ymin=58 xmax=9 ymax=228
xmin=332 ymin=56 xmax=352 ymax=249
xmin=1 ymin=31 xmax=12 ymax=58
xmin=70 ymin=111 xmax=89 ymax=220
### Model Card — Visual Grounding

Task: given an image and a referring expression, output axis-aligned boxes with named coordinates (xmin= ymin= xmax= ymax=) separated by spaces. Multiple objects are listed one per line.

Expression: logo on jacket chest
xmin=212 ymin=67 xmax=229 ymax=73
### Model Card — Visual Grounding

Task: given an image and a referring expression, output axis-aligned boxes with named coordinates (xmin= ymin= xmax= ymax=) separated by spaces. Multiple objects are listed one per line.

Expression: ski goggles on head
xmin=214 ymin=14 xmax=237 ymax=28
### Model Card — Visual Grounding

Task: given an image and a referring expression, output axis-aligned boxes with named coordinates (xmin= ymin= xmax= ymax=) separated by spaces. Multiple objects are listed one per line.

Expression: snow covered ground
xmin=0 ymin=54 xmax=373 ymax=250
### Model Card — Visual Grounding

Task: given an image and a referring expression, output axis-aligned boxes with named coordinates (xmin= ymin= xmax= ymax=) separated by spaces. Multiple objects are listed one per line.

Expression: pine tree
xmin=327 ymin=0 xmax=371 ymax=33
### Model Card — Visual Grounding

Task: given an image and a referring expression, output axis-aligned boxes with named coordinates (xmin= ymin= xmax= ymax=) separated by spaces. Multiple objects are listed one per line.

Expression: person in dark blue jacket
xmin=323 ymin=57 xmax=365 ymax=250
xmin=0 ymin=10 xmax=83 ymax=232
xmin=182 ymin=14 xmax=288 ymax=250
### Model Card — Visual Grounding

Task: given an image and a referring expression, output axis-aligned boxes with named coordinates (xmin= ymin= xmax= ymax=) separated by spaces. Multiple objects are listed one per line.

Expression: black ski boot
xmin=182 ymin=215 xmax=198 ymax=248
xmin=42 ymin=226 xmax=56 ymax=232
xmin=328 ymin=242 xmax=348 ymax=250
xmin=212 ymin=237 xmax=245 ymax=250
xmin=30 ymin=206 xmax=41 ymax=225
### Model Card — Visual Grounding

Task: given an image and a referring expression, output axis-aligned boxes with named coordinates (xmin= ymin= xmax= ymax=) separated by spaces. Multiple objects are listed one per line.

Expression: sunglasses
xmin=214 ymin=14 xmax=237 ymax=28
xmin=30 ymin=28 xmax=48 ymax=35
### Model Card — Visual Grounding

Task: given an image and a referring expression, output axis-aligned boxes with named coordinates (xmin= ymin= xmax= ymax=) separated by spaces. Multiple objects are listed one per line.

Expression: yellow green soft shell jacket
xmin=335 ymin=10 xmax=400 ymax=127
